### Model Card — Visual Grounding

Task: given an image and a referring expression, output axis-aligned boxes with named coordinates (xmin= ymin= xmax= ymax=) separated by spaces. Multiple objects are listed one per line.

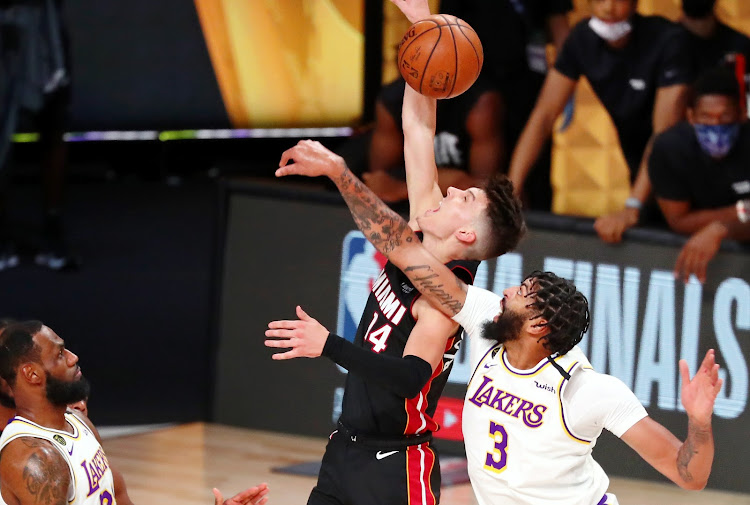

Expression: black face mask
xmin=682 ymin=0 xmax=716 ymax=18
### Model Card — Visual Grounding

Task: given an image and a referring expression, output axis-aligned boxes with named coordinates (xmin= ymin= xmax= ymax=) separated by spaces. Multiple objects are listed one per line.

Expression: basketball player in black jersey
xmin=265 ymin=4 xmax=524 ymax=505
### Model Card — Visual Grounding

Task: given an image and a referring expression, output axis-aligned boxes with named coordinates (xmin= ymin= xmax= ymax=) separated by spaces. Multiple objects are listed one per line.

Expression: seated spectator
xmin=440 ymin=0 xmax=573 ymax=211
xmin=364 ymin=76 xmax=502 ymax=205
xmin=680 ymin=0 xmax=750 ymax=80
xmin=649 ymin=67 xmax=750 ymax=283
xmin=508 ymin=0 xmax=692 ymax=243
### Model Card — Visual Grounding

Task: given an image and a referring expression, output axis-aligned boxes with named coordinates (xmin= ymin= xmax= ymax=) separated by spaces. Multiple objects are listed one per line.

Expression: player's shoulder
xmin=569 ymin=365 xmax=632 ymax=399
xmin=0 ymin=434 xmax=65 ymax=473
xmin=0 ymin=435 xmax=71 ymax=503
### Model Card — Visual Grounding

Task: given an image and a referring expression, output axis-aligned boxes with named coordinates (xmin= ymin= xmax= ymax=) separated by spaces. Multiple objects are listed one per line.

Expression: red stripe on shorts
xmin=406 ymin=443 xmax=437 ymax=505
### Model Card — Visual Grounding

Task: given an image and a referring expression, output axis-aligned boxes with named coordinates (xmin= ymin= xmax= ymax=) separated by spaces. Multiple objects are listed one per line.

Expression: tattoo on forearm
xmin=404 ymin=265 xmax=464 ymax=315
xmin=22 ymin=447 xmax=69 ymax=505
xmin=336 ymin=169 xmax=415 ymax=254
xmin=677 ymin=420 xmax=711 ymax=482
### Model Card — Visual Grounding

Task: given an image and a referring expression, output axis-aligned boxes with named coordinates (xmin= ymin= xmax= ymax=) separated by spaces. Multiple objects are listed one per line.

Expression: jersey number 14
xmin=364 ymin=313 xmax=392 ymax=353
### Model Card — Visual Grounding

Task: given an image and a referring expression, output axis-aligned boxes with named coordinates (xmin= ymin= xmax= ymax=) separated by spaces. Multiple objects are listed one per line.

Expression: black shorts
xmin=308 ymin=427 xmax=441 ymax=505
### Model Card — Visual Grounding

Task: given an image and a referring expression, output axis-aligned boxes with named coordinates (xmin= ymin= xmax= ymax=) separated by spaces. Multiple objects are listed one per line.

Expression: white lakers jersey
xmin=0 ymin=412 xmax=116 ymax=505
xmin=463 ymin=344 xmax=614 ymax=505
xmin=453 ymin=285 xmax=647 ymax=505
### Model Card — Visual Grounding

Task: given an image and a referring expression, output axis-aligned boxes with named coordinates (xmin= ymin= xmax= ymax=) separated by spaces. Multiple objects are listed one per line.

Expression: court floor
xmin=102 ymin=423 xmax=750 ymax=505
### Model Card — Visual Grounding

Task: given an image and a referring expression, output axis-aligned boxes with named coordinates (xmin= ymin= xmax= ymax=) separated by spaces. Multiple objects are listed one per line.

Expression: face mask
xmin=682 ymin=0 xmax=716 ymax=19
xmin=588 ymin=16 xmax=632 ymax=42
xmin=694 ymin=123 xmax=740 ymax=158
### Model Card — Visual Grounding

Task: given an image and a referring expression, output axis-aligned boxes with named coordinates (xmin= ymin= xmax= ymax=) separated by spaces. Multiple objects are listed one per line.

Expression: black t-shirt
xmin=555 ymin=14 xmax=692 ymax=175
xmin=649 ymin=121 xmax=750 ymax=209
xmin=339 ymin=236 xmax=479 ymax=436
xmin=683 ymin=21 xmax=750 ymax=75
xmin=379 ymin=77 xmax=494 ymax=171
xmin=441 ymin=0 xmax=573 ymax=89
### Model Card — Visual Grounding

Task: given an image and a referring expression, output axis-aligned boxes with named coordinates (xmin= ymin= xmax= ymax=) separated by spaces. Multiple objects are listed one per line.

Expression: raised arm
xmin=278 ymin=140 xmax=468 ymax=316
xmin=620 ymin=349 xmax=721 ymax=490
xmin=402 ymin=85 xmax=444 ymax=221
xmin=390 ymin=0 xmax=445 ymax=221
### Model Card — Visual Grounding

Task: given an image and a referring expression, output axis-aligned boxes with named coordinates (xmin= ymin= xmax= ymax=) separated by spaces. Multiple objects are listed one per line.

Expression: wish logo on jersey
xmin=336 ymin=231 xmax=386 ymax=345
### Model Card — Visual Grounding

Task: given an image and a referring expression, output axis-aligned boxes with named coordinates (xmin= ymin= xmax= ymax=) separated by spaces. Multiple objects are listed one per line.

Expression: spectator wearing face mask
xmin=508 ymin=0 xmax=692 ymax=243
xmin=649 ymin=66 xmax=750 ymax=283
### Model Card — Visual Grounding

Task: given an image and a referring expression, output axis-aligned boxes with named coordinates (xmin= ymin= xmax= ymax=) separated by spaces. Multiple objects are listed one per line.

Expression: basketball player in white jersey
xmin=0 ymin=320 xmax=269 ymax=505
xmin=272 ymin=137 xmax=722 ymax=504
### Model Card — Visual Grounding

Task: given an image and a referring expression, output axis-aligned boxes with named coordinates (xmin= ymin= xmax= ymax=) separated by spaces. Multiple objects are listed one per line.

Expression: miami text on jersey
xmin=372 ymin=271 xmax=407 ymax=324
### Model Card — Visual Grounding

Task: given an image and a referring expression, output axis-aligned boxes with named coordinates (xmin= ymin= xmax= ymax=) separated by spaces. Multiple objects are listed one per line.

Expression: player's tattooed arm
xmin=277 ymin=140 xmax=470 ymax=317
xmin=335 ymin=168 xmax=415 ymax=254
xmin=676 ymin=419 xmax=712 ymax=483
xmin=2 ymin=438 xmax=71 ymax=505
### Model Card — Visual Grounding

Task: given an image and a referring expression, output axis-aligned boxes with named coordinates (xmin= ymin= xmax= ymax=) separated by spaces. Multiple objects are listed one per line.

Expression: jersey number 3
xmin=364 ymin=313 xmax=392 ymax=353
xmin=484 ymin=421 xmax=508 ymax=473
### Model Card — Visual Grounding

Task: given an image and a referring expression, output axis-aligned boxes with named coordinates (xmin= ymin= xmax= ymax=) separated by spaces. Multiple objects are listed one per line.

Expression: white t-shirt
xmin=453 ymin=285 xmax=647 ymax=505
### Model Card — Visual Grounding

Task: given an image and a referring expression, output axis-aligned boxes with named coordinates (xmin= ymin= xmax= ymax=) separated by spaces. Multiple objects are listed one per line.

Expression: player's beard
xmin=45 ymin=371 xmax=90 ymax=407
xmin=481 ymin=307 xmax=525 ymax=345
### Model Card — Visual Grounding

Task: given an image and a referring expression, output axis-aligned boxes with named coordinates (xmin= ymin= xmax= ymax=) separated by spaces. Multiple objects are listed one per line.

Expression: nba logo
xmin=337 ymin=231 xmax=386 ymax=348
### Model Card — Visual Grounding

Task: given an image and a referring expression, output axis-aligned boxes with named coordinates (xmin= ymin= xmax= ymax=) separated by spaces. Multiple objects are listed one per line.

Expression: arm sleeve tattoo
xmin=21 ymin=439 xmax=70 ymax=505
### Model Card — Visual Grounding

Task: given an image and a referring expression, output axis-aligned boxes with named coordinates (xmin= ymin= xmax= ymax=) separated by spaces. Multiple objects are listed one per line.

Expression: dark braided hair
xmin=525 ymin=271 xmax=589 ymax=355
xmin=481 ymin=174 xmax=526 ymax=259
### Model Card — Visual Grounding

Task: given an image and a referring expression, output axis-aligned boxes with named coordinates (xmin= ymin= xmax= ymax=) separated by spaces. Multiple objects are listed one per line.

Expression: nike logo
xmin=375 ymin=450 xmax=399 ymax=460
xmin=67 ymin=444 xmax=74 ymax=456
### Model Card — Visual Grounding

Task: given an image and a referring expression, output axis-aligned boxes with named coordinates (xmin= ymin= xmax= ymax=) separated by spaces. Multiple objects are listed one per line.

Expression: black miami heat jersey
xmin=339 ymin=252 xmax=479 ymax=437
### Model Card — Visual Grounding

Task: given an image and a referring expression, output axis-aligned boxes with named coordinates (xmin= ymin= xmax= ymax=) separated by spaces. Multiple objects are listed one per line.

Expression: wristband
xmin=737 ymin=199 xmax=749 ymax=223
xmin=624 ymin=197 xmax=643 ymax=210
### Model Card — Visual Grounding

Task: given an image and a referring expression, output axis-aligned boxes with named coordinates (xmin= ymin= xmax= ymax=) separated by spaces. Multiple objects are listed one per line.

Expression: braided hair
xmin=480 ymin=174 xmax=526 ymax=259
xmin=524 ymin=271 xmax=589 ymax=355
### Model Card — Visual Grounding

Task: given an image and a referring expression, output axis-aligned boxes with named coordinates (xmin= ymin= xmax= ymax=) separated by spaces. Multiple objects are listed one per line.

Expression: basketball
xmin=397 ymin=14 xmax=484 ymax=99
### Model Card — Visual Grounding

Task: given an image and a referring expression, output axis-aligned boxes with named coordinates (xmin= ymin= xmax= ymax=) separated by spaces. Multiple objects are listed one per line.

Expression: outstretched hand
xmin=213 ymin=483 xmax=269 ymax=505
xmin=277 ymin=140 xmax=347 ymax=180
xmin=265 ymin=306 xmax=330 ymax=360
xmin=388 ymin=0 xmax=431 ymax=24
xmin=680 ymin=349 xmax=723 ymax=426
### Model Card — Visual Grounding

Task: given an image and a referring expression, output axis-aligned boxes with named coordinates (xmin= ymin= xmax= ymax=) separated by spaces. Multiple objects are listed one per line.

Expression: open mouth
xmin=426 ymin=201 xmax=443 ymax=214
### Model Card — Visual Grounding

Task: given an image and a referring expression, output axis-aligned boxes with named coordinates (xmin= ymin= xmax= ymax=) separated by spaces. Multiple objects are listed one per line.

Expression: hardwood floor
xmin=102 ymin=423 xmax=749 ymax=505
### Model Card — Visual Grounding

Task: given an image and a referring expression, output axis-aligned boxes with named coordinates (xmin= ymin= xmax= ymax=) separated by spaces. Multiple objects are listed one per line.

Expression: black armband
xmin=322 ymin=333 xmax=433 ymax=398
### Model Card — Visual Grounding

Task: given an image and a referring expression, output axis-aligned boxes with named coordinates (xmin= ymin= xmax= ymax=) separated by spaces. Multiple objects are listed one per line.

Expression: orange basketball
xmin=397 ymin=14 xmax=483 ymax=99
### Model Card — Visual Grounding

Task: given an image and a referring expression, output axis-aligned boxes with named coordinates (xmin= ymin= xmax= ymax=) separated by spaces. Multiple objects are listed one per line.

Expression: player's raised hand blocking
xmin=265 ymin=306 xmax=330 ymax=360
xmin=212 ymin=483 xmax=269 ymax=505
xmin=680 ymin=349 xmax=723 ymax=425
xmin=276 ymin=140 xmax=347 ymax=179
